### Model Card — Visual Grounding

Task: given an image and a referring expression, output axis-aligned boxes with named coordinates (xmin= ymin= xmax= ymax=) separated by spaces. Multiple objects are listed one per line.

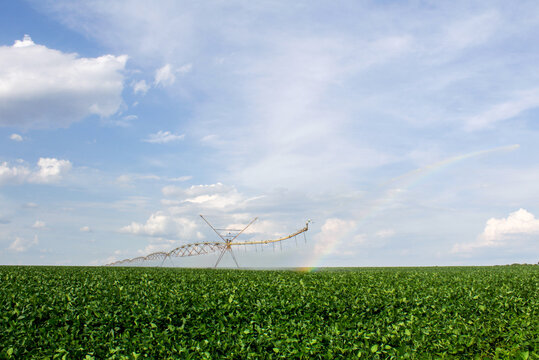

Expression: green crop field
xmin=0 ymin=266 xmax=537 ymax=359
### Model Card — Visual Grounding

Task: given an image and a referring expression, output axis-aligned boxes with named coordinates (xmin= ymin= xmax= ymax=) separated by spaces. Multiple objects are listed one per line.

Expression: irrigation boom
xmin=106 ymin=216 xmax=310 ymax=268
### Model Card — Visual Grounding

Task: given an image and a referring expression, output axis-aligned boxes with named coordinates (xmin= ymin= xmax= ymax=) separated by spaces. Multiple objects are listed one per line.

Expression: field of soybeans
xmin=0 ymin=266 xmax=537 ymax=359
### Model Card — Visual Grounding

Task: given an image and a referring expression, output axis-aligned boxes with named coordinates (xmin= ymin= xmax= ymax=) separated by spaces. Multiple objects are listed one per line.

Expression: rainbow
xmin=302 ymin=144 xmax=520 ymax=271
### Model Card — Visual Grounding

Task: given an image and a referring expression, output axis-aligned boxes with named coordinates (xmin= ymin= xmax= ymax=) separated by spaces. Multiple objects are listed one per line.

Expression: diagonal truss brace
xmin=200 ymin=215 xmax=258 ymax=268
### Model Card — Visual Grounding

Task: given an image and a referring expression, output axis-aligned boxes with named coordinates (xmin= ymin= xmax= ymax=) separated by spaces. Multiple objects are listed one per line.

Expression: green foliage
xmin=0 ymin=266 xmax=537 ymax=359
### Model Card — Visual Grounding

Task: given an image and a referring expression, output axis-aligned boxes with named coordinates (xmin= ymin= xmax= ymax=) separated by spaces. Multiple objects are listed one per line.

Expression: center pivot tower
xmin=200 ymin=215 xmax=258 ymax=268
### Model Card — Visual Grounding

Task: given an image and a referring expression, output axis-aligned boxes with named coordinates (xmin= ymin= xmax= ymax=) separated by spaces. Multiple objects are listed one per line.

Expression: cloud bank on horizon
xmin=0 ymin=0 xmax=537 ymax=266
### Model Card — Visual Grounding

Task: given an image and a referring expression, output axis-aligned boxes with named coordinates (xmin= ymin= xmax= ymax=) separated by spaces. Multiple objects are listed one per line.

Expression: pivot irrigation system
xmin=106 ymin=216 xmax=310 ymax=268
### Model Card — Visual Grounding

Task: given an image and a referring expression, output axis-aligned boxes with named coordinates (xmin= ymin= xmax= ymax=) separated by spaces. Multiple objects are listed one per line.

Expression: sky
xmin=0 ymin=0 xmax=538 ymax=267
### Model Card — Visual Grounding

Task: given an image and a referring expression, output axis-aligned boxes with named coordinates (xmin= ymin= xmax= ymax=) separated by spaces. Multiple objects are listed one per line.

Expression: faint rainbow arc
xmin=302 ymin=144 xmax=520 ymax=271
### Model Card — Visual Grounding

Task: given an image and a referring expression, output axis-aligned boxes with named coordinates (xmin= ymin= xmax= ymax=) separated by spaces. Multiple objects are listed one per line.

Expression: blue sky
xmin=1 ymin=0 xmax=538 ymax=267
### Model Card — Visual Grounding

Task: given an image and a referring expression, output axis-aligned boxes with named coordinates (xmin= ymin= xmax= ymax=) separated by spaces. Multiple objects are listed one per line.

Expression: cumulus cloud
xmin=313 ymin=218 xmax=356 ymax=255
xmin=30 ymin=158 xmax=72 ymax=183
xmin=452 ymin=209 xmax=539 ymax=253
xmin=0 ymin=158 xmax=71 ymax=185
xmin=8 ymin=235 xmax=39 ymax=252
xmin=0 ymin=35 xmax=127 ymax=128
xmin=0 ymin=161 xmax=31 ymax=185
xmin=121 ymin=183 xmax=273 ymax=245
xmin=481 ymin=209 xmax=539 ymax=241
xmin=143 ymin=130 xmax=185 ymax=144
xmin=120 ymin=211 xmax=200 ymax=239
xmin=10 ymin=134 xmax=23 ymax=142
xmin=118 ymin=181 xmax=312 ymax=264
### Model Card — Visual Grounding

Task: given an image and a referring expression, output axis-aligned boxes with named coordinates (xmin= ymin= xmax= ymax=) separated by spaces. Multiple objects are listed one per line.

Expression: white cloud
xmin=154 ymin=64 xmax=175 ymax=86
xmin=32 ymin=220 xmax=46 ymax=229
xmin=225 ymin=219 xmax=281 ymax=237
xmin=8 ymin=235 xmax=39 ymax=252
xmin=30 ymin=158 xmax=72 ymax=183
xmin=120 ymin=211 xmax=199 ymax=239
xmin=0 ymin=161 xmax=31 ymax=185
xmin=80 ymin=226 xmax=92 ymax=232
xmin=10 ymin=134 xmax=23 ymax=142
xmin=181 ymin=193 xmax=242 ymax=209
xmin=452 ymin=209 xmax=539 ymax=253
xmin=0 ymin=35 xmax=127 ymax=128
xmin=120 ymin=183 xmax=278 ymax=254
xmin=163 ymin=182 xmax=230 ymax=197
xmin=161 ymin=183 xmax=248 ymax=211
xmin=133 ymin=79 xmax=149 ymax=95
xmin=154 ymin=63 xmax=192 ymax=87
xmin=313 ymin=218 xmax=356 ymax=255
xmin=143 ymin=130 xmax=185 ymax=144
xmin=482 ymin=209 xmax=539 ymax=241
xmin=0 ymin=158 xmax=71 ymax=186
xmin=13 ymin=34 xmax=35 ymax=48
xmin=116 ymin=173 xmax=191 ymax=187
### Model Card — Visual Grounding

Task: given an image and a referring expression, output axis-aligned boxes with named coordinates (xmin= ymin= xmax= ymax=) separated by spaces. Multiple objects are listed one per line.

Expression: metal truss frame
xmin=105 ymin=216 xmax=310 ymax=268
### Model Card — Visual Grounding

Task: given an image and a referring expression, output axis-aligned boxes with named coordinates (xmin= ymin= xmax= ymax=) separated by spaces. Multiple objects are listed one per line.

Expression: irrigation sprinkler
xmin=106 ymin=217 xmax=310 ymax=268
